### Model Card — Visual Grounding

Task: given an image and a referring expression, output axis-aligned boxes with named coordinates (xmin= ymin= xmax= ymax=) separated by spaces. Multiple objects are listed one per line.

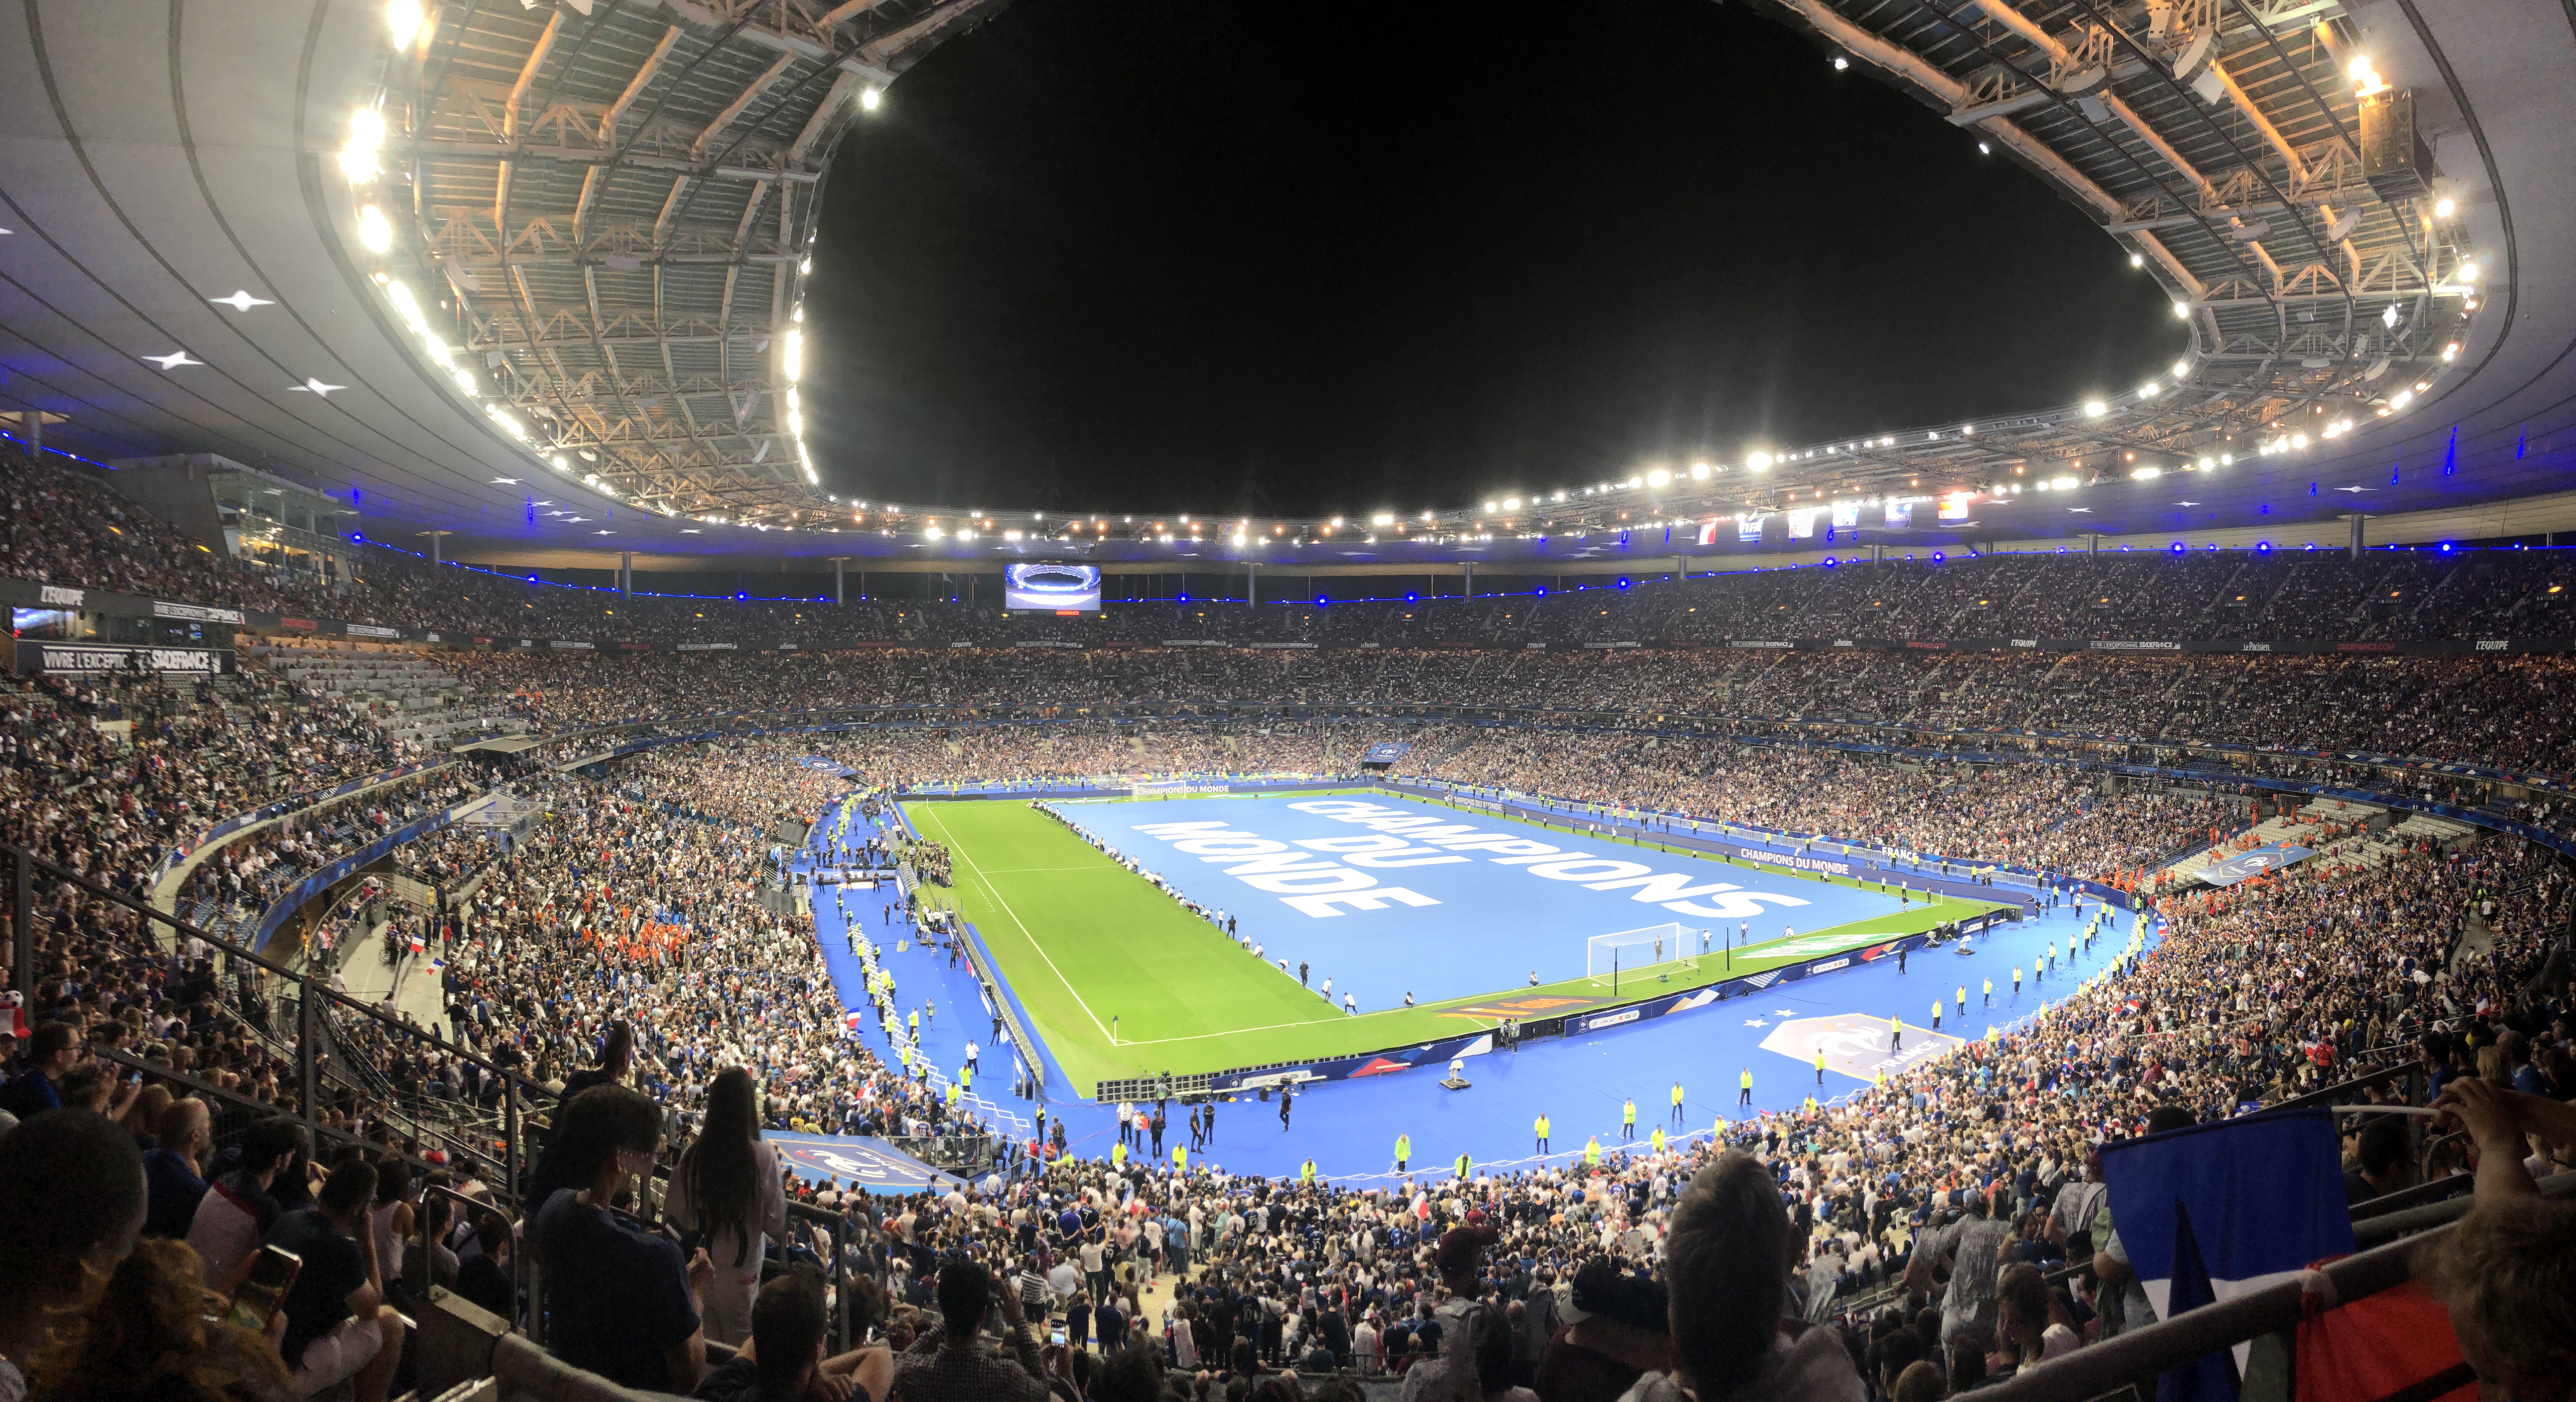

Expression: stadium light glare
xmin=2347 ymin=55 xmax=2387 ymax=96
xmin=1690 ymin=463 xmax=1710 ymax=478
xmin=2433 ymin=195 xmax=2456 ymax=217
xmin=860 ymin=87 xmax=882 ymax=111
xmin=2457 ymin=262 xmax=2479 ymax=283
xmin=357 ymin=204 xmax=392 ymax=252
xmin=2129 ymin=252 xmax=2145 ymax=268
xmin=2172 ymin=358 xmax=2191 ymax=379
xmin=1977 ymin=141 xmax=1990 ymax=154
xmin=2392 ymin=388 xmax=2414 ymax=408
xmin=339 ymin=107 xmax=384 ymax=180
xmin=1647 ymin=469 xmax=1669 ymax=487
xmin=2082 ymin=400 xmax=2107 ymax=418
xmin=386 ymin=0 xmax=424 ymax=49
xmin=1830 ymin=53 xmax=1848 ymax=70
xmin=2139 ymin=381 xmax=2160 ymax=398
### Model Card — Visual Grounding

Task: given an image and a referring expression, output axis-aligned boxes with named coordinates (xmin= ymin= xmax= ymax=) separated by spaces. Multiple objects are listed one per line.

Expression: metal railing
xmin=1979 ymin=1172 xmax=2576 ymax=1402
xmin=5 ymin=842 xmax=538 ymax=1199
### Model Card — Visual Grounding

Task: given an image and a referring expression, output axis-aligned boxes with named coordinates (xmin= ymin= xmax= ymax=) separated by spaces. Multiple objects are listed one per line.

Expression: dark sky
xmin=806 ymin=0 xmax=2186 ymax=520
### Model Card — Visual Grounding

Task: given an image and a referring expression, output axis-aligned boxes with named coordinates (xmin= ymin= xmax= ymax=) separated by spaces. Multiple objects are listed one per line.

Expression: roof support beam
xmin=494 ymin=9 xmax=565 ymax=231
xmin=693 ymin=53 xmax=796 ymax=162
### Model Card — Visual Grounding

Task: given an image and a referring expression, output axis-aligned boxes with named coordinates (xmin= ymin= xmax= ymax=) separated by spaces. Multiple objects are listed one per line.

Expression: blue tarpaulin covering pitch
xmin=2196 ymin=842 xmax=2315 ymax=886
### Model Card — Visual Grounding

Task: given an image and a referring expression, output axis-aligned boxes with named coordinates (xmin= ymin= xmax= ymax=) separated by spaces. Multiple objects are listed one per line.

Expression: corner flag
xmin=2099 ymin=1109 xmax=2354 ymax=1402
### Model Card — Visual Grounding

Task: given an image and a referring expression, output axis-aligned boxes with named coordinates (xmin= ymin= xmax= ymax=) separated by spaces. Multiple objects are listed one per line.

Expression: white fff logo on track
xmin=1759 ymin=1014 xmax=1964 ymax=1080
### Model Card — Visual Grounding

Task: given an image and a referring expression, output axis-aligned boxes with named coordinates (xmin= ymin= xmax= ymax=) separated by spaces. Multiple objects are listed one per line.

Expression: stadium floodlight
xmin=1371 ymin=512 xmax=1394 ymax=525
xmin=357 ymin=204 xmax=392 ymax=252
xmin=2392 ymin=388 xmax=2414 ymax=408
xmin=2139 ymin=381 xmax=2160 ymax=398
xmin=783 ymin=330 xmax=802 ymax=382
xmin=2347 ymin=55 xmax=2387 ymax=96
xmin=2172 ymin=358 xmax=2191 ymax=379
xmin=1585 ymin=922 xmax=1697 ymax=993
xmin=2457 ymin=262 xmax=2479 ymax=283
xmin=2382 ymin=305 xmax=2400 ymax=329
xmin=2172 ymin=301 xmax=2192 ymax=319
xmin=1747 ymin=452 xmax=1772 ymax=470
xmin=340 ymin=107 xmax=384 ymax=180
xmin=1690 ymin=463 xmax=1710 ymax=478
xmin=2129 ymin=252 xmax=2145 ymax=268
xmin=1647 ymin=469 xmax=1669 ymax=487
xmin=2082 ymin=400 xmax=2107 ymax=417
xmin=386 ymin=0 xmax=424 ymax=49
xmin=2433 ymin=195 xmax=2456 ymax=218
xmin=860 ymin=87 xmax=882 ymax=111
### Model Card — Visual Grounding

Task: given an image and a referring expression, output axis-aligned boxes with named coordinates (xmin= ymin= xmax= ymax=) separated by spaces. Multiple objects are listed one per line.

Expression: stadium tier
xmin=7 ymin=4 xmax=2576 ymax=1402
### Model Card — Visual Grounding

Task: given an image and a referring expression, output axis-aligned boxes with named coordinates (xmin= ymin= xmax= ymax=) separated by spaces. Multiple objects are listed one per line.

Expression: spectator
xmin=2421 ymin=1198 xmax=2576 ymax=1402
xmin=1909 ymin=1196 xmax=2012 ymax=1367
xmin=533 ymin=1082 xmax=714 ymax=1393
xmin=265 ymin=1156 xmax=405 ymax=1402
xmin=1626 ymin=1151 xmax=1864 ymax=1402
xmin=1537 ymin=1259 xmax=1670 ymax=1402
xmin=670 ymin=1067 xmax=788 ymax=1346
xmin=1991 ymin=1263 xmax=2079 ymax=1375
xmin=22 ymin=1238 xmax=294 ymax=1402
xmin=142 ymin=1096 xmax=214 ymax=1239
xmin=188 ymin=1118 xmax=306 ymax=1288
xmin=892 ymin=1261 xmax=1046 ymax=1402
xmin=454 ymin=1208 xmax=517 ymax=1322
xmin=0 ymin=1023 xmax=79 ymax=1120
xmin=0 ymin=1110 xmax=151 ymax=1402
xmin=694 ymin=1266 xmax=894 ymax=1402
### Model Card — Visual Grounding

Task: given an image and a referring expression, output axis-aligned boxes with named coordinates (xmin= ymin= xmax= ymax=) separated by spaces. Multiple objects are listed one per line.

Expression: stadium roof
xmin=0 ymin=0 xmax=2568 ymax=568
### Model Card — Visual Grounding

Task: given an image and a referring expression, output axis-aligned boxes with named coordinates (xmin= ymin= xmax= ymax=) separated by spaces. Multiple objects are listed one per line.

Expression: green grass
xmin=906 ymin=794 xmax=2002 ymax=1095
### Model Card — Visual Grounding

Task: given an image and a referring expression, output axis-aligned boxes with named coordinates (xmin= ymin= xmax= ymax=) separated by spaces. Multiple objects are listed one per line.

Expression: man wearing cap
xmin=1539 ymin=1258 xmax=1668 ymax=1402
xmin=1399 ymin=1222 xmax=1502 ymax=1402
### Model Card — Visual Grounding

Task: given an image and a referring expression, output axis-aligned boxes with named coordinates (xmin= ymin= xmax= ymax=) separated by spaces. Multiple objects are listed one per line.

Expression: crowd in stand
xmin=8 ymin=439 xmax=2576 ymax=1402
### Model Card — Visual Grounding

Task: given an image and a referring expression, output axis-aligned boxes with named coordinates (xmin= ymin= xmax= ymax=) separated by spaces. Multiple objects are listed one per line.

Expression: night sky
xmin=806 ymin=0 xmax=2187 ymax=521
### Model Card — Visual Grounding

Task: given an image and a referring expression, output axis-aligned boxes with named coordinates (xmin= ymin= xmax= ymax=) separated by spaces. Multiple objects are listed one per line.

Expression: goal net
xmin=1584 ymin=922 xmax=1699 ymax=991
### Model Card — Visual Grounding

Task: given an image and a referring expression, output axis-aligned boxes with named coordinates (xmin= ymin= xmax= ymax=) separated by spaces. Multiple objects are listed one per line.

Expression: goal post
xmin=1584 ymin=922 xmax=1700 ymax=993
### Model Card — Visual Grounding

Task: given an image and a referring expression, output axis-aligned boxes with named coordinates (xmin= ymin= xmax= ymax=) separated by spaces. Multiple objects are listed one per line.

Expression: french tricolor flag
xmin=2100 ymin=1109 xmax=2354 ymax=1402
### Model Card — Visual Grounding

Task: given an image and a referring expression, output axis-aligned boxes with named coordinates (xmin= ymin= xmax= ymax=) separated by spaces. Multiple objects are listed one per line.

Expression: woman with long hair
xmin=669 ymin=1066 xmax=787 ymax=1345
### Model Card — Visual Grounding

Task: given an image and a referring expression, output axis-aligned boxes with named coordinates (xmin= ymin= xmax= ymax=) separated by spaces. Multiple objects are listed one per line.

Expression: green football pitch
xmin=904 ymin=794 xmax=2004 ymax=1096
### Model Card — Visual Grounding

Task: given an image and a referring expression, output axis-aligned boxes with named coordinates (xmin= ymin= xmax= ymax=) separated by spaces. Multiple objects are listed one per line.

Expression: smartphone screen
xmin=1050 ymin=1329 xmax=1067 ymax=1345
xmin=228 ymin=1245 xmax=301 ymax=1331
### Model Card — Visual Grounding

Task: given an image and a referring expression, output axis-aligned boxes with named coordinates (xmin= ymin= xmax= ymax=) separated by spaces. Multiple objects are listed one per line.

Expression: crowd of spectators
xmin=9 ymin=439 xmax=2576 ymax=1402
xmin=16 ymin=438 xmax=2576 ymax=660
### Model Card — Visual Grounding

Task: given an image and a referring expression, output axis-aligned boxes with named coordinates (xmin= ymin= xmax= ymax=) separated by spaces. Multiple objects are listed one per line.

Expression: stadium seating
xmin=4 ymin=436 xmax=2573 ymax=1402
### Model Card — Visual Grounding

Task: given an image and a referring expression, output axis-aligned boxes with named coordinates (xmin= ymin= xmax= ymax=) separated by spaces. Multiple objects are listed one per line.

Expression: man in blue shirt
xmin=536 ymin=1082 xmax=714 ymax=1393
xmin=0 ymin=1022 xmax=79 ymax=1120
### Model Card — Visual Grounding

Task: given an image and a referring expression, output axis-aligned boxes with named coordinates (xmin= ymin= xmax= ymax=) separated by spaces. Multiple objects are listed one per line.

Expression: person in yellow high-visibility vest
xmin=1300 ymin=1158 xmax=1317 ymax=1184
xmin=1621 ymin=1098 xmax=1636 ymax=1140
xmin=1982 ymin=976 xmax=1992 ymax=1007
xmin=1669 ymin=1081 xmax=1685 ymax=1126
xmin=1583 ymin=1136 xmax=1602 ymax=1169
xmin=1956 ymin=985 xmax=1967 ymax=1019
xmin=1394 ymin=1133 xmax=1410 ymax=1173
xmin=1932 ymin=999 xmax=1942 ymax=1032
xmin=1112 ymin=1139 xmax=1127 ymax=1168
xmin=908 ymin=1008 xmax=919 ymax=1038
xmin=1889 ymin=1014 xmax=1903 ymax=1051
xmin=1454 ymin=1151 xmax=1471 ymax=1182
xmin=944 ymin=1080 xmax=960 ymax=1110
xmin=1802 ymin=1095 xmax=1817 ymax=1115
xmin=958 ymin=1063 xmax=972 ymax=1095
xmin=1738 ymin=1067 xmax=1753 ymax=1106
xmin=1815 ymin=1046 xmax=1826 ymax=1085
xmin=1172 ymin=1143 xmax=1187 ymax=1173
xmin=1648 ymin=1124 xmax=1666 ymax=1155
xmin=1534 ymin=1113 xmax=1551 ymax=1155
